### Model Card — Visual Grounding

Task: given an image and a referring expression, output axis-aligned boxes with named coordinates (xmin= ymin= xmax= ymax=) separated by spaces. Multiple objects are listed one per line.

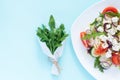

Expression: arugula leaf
xmin=59 ymin=24 xmax=65 ymax=30
xmin=94 ymin=57 xmax=104 ymax=72
xmin=37 ymin=15 xmax=68 ymax=54
xmin=99 ymin=12 xmax=104 ymax=18
xmin=90 ymin=18 xmax=103 ymax=28
xmin=49 ymin=15 xmax=55 ymax=30
xmin=82 ymin=32 xmax=105 ymax=40
xmin=90 ymin=13 xmax=104 ymax=28
xmin=105 ymin=12 xmax=120 ymax=17
xmin=90 ymin=18 xmax=98 ymax=26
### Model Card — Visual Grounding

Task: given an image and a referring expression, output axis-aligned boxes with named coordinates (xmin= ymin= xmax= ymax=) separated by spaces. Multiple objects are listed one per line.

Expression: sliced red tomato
xmin=112 ymin=53 xmax=120 ymax=65
xmin=80 ymin=32 xmax=89 ymax=48
xmin=95 ymin=44 xmax=108 ymax=56
xmin=102 ymin=6 xmax=118 ymax=14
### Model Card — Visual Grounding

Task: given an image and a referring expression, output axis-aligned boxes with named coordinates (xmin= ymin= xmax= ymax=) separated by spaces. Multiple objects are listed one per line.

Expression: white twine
xmin=38 ymin=38 xmax=65 ymax=76
xmin=49 ymin=57 xmax=61 ymax=75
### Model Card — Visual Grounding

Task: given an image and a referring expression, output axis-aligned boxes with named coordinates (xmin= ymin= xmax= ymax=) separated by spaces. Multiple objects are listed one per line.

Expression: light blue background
xmin=0 ymin=0 xmax=100 ymax=80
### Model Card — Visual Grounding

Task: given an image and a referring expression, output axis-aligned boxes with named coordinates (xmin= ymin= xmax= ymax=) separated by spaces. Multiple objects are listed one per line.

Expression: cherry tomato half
xmin=95 ymin=44 xmax=108 ymax=56
xmin=112 ymin=53 xmax=120 ymax=65
xmin=80 ymin=32 xmax=89 ymax=48
xmin=102 ymin=6 xmax=118 ymax=14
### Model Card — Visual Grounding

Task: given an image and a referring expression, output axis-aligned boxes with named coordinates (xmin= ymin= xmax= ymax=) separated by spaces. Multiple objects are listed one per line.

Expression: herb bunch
xmin=37 ymin=15 xmax=68 ymax=55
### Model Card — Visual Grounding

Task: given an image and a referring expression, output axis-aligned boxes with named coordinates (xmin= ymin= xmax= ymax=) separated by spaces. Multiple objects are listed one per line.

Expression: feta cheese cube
xmin=107 ymin=33 xmax=113 ymax=42
xmin=117 ymin=25 xmax=120 ymax=31
xmin=103 ymin=18 xmax=112 ymax=24
xmin=103 ymin=20 xmax=111 ymax=24
xmin=97 ymin=26 xmax=104 ymax=32
xmin=112 ymin=45 xmax=120 ymax=51
xmin=107 ymin=27 xmax=117 ymax=35
xmin=112 ymin=39 xmax=118 ymax=45
xmin=102 ymin=42 xmax=108 ymax=48
xmin=106 ymin=49 xmax=112 ymax=58
xmin=112 ymin=17 xmax=119 ymax=23
xmin=99 ymin=35 xmax=107 ymax=41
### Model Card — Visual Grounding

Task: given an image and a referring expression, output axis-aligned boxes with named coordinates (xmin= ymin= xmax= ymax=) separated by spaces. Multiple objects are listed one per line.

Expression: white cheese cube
xmin=112 ymin=17 xmax=119 ymax=23
xmin=117 ymin=25 xmax=120 ymax=31
xmin=102 ymin=42 xmax=108 ymax=49
xmin=103 ymin=19 xmax=112 ymax=24
xmin=107 ymin=33 xmax=113 ymax=42
xmin=99 ymin=35 xmax=107 ymax=41
xmin=106 ymin=49 xmax=112 ymax=58
xmin=112 ymin=45 xmax=120 ymax=51
xmin=112 ymin=39 xmax=118 ymax=45
xmin=97 ymin=26 xmax=104 ymax=32
xmin=107 ymin=27 xmax=117 ymax=35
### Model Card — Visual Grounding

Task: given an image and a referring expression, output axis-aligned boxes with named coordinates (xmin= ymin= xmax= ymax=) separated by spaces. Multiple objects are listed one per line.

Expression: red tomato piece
xmin=80 ymin=32 xmax=89 ymax=48
xmin=112 ymin=53 xmax=120 ymax=65
xmin=95 ymin=44 xmax=108 ymax=56
xmin=102 ymin=6 xmax=118 ymax=14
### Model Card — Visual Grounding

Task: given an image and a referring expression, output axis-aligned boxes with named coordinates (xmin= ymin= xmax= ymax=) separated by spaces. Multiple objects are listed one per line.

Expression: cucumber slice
xmin=91 ymin=48 xmax=99 ymax=57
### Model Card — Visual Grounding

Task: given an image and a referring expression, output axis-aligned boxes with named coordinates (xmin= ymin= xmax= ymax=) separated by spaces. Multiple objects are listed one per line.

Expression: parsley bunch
xmin=37 ymin=15 xmax=68 ymax=55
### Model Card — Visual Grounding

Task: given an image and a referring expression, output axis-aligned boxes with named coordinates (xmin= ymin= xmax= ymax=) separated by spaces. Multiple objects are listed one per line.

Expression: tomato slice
xmin=80 ymin=32 xmax=89 ymax=48
xmin=102 ymin=6 xmax=118 ymax=14
xmin=112 ymin=53 xmax=120 ymax=65
xmin=95 ymin=44 xmax=107 ymax=56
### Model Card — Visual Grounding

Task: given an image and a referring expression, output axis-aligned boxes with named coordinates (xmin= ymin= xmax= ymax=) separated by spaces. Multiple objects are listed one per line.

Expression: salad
xmin=80 ymin=6 xmax=120 ymax=72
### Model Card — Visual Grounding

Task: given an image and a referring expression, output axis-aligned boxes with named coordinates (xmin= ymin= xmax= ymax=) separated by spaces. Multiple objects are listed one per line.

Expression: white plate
xmin=71 ymin=0 xmax=120 ymax=80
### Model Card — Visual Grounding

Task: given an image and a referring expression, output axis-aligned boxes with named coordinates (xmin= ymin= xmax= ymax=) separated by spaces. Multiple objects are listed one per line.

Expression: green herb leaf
xmin=99 ymin=12 xmax=104 ymax=18
xmin=94 ymin=57 xmax=100 ymax=68
xmin=59 ymin=24 xmax=65 ymax=30
xmin=49 ymin=15 xmax=55 ymax=30
xmin=105 ymin=12 xmax=120 ymax=17
xmin=94 ymin=57 xmax=104 ymax=72
xmin=82 ymin=32 xmax=105 ymax=40
xmin=90 ymin=13 xmax=103 ymax=28
xmin=37 ymin=15 xmax=68 ymax=55
xmin=90 ymin=18 xmax=98 ymax=26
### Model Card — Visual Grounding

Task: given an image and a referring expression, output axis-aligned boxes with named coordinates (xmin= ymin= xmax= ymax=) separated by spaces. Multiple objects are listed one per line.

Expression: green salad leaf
xmin=105 ymin=12 xmax=120 ymax=17
xmin=37 ymin=15 xmax=68 ymax=55
xmin=99 ymin=12 xmax=105 ymax=18
xmin=90 ymin=18 xmax=98 ymax=26
xmin=94 ymin=57 xmax=104 ymax=72
xmin=90 ymin=13 xmax=104 ymax=29
xmin=82 ymin=32 xmax=105 ymax=40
